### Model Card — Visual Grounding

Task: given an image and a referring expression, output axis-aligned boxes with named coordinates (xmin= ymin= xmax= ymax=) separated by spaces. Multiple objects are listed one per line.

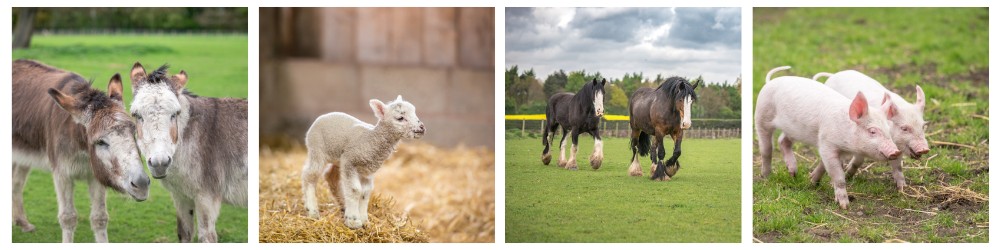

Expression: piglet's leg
xmin=819 ymin=146 xmax=849 ymax=209
xmin=778 ymin=133 xmax=798 ymax=177
xmin=756 ymin=126 xmax=774 ymax=178
xmin=889 ymin=158 xmax=907 ymax=190
xmin=844 ymin=155 xmax=864 ymax=180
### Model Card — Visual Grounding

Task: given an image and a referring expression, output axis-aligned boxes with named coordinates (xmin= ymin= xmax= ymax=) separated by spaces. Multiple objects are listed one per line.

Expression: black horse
xmin=628 ymin=77 xmax=698 ymax=181
xmin=541 ymin=78 xmax=607 ymax=170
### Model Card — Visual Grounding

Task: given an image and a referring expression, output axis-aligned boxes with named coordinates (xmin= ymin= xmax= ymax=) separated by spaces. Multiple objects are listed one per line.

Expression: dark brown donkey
xmin=12 ymin=59 xmax=150 ymax=242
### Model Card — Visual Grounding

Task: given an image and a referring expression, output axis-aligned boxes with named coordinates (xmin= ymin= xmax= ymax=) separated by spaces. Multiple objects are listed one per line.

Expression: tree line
xmin=505 ymin=65 xmax=741 ymax=120
xmin=13 ymin=8 xmax=248 ymax=32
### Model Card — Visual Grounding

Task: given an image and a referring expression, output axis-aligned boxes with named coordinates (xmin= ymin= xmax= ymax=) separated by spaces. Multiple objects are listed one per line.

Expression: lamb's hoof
xmin=589 ymin=155 xmax=603 ymax=170
xmin=307 ymin=210 xmax=320 ymax=219
xmin=344 ymin=215 xmax=365 ymax=229
xmin=542 ymin=154 xmax=552 ymax=165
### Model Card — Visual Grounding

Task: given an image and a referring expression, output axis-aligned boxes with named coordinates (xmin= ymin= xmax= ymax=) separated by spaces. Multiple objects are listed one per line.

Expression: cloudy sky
xmin=506 ymin=7 xmax=741 ymax=85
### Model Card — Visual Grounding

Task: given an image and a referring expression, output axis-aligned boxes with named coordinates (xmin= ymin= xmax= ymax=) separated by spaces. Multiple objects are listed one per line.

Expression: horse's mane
xmin=656 ymin=76 xmax=698 ymax=102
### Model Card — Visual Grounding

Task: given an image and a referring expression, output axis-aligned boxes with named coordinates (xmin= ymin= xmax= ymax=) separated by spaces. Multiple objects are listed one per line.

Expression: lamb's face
xmin=379 ymin=96 xmax=425 ymax=139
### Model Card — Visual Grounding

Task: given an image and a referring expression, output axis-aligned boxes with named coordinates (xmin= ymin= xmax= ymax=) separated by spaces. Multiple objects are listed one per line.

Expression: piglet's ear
xmin=914 ymin=85 xmax=925 ymax=112
xmin=849 ymin=92 xmax=869 ymax=124
xmin=369 ymin=99 xmax=387 ymax=120
xmin=882 ymin=98 xmax=898 ymax=120
xmin=881 ymin=92 xmax=890 ymax=104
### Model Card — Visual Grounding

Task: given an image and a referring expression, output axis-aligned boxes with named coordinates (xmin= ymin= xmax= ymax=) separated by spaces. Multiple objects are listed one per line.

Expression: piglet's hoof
xmin=541 ymin=153 xmax=552 ymax=165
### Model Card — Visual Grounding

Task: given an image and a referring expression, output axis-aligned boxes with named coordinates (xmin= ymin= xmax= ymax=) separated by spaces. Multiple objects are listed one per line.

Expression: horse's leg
xmin=566 ymin=130 xmax=581 ymax=170
xmin=778 ymin=132 xmax=798 ymax=177
xmin=52 ymin=170 xmax=77 ymax=242
xmin=757 ymin=124 xmax=775 ymax=178
xmin=589 ymin=130 xmax=603 ymax=170
xmin=628 ymin=130 xmax=643 ymax=176
xmin=171 ymin=193 xmax=195 ymax=243
xmin=301 ymin=153 xmax=324 ymax=218
xmin=889 ymin=158 xmax=907 ymax=190
xmin=651 ymin=135 xmax=670 ymax=181
xmin=648 ymin=136 xmax=659 ymax=176
xmin=87 ymin=178 xmax=109 ymax=243
xmin=665 ymin=132 xmax=684 ymax=177
xmin=12 ymin=164 xmax=35 ymax=232
xmin=557 ymin=128 xmax=568 ymax=167
xmin=194 ymin=193 xmax=222 ymax=242
xmin=541 ymin=121 xmax=553 ymax=165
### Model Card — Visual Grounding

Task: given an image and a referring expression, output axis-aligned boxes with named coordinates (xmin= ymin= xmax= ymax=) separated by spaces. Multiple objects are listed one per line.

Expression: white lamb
xmin=301 ymin=95 xmax=426 ymax=229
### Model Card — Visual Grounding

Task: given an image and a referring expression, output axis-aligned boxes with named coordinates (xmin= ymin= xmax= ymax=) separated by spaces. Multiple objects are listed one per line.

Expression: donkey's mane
xmin=146 ymin=64 xmax=172 ymax=85
xmin=657 ymin=76 xmax=698 ymax=102
xmin=72 ymin=84 xmax=116 ymax=111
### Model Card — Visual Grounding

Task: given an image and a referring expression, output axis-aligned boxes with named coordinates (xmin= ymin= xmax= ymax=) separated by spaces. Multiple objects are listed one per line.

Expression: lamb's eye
xmin=94 ymin=140 xmax=109 ymax=147
xmin=396 ymin=117 xmax=405 ymax=121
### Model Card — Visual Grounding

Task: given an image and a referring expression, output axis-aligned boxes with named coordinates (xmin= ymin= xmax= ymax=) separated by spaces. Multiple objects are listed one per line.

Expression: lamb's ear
xmin=171 ymin=70 xmax=188 ymax=93
xmin=369 ymin=99 xmax=387 ymax=120
xmin=107 ymin=73 xmax=124 ymax=102
xmin=849 ymin=92 xmax=869 ymax=124
xmin=914 ymin=85 xmax=925 ymax=112
xmin=130 ymin=62 xmax=146 ymax=84
xmin=48 ymin=88 xmax=85 ymax=121
xmin=395 ymin=95 xmax=403 ymax=102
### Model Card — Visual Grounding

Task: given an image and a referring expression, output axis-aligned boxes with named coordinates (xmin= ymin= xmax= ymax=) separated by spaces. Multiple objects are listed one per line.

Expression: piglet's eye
xmin=868 ymin=128 xmax=877 ymax=136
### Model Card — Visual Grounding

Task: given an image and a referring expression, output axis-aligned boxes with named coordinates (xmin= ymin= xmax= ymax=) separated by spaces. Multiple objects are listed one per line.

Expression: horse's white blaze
xmin=681 ymin=95 xmax=693 ymax=129
xmin=130 ymin=84 xmax=182 ymax=167
xmin=594 ymin=91 xmax=605 ymax=116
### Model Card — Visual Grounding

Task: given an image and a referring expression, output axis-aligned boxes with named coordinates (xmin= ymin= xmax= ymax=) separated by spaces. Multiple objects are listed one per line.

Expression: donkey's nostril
xmin=131 ymin=181 xmax=138 ymax=188
xmin=164 ymin=157 xmax=172 ymax=167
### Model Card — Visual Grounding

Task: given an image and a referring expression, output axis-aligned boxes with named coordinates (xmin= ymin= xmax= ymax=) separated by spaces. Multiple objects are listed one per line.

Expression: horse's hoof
xmin=566 ymin=162 xmax=578 ymax=170
xmin=666 ymin=164 xmax=680 ymax=177
xmin=541 ymin=154 xmax=552 ymax=165
xmin=589 ymin=155 xmax=603 ymax=170
xmin=628 ymin=168 xmax=642 ymax=177
xmin=652 ymin=175 xmax=671 ymax=181
xmin=558 ymin=161 xmax=566 ymax=168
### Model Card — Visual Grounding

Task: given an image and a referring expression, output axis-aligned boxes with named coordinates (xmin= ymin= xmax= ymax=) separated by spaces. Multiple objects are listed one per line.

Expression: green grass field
xmin=505 ymin=136 xmax=740 ymax=242
xmin=12 ymin=34 xmax=249 ymax=242
xmin=753 ymin=8 xmax=988 ymax=242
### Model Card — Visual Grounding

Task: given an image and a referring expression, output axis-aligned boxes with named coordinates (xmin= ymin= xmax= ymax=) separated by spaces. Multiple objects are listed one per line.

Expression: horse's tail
xmin=812 ymin=72 xmax=833 ymax=82
xmin=634 ymin=132 xmax=651 ymax=157
xmin=765 ymin=66 xmax=791 ymax=83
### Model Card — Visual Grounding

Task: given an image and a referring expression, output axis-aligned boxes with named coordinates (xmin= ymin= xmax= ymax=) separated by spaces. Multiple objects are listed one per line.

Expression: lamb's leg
xmin=12 ymin=164 xmax=35 ymax=232
xmin=889 ymin=158 xmax=907 ymax=190
xmin=778 ymin=133 xmax=798 ymax=177
xmin=52 ymin=171 xmax=77 ymax=243
xmin=171 ymin=193 xmax=195 ymax=243
xmin=340 ymin=168 xmax=365 ymax=229
xmin=301 ymin=155 xmax=324 ymax=218
xmin=324 ymin=161 xmax=345 ymax=214
xmin=557 ymin=129 xmax=568 ymax=167
xmin=358 ymin=175 xmax=375 ymax=225
xmin=87 ymin=178 xmax=109 ymax=243
xmin=195 ymin=194 xmax=222 ymax=243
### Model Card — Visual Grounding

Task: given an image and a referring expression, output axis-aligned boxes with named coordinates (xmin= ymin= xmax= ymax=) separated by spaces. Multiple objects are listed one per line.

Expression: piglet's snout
xmin=881 ymin=144 xmax=901 ymax=160
xmin=911 ymin=141 xmax=930 ymax=156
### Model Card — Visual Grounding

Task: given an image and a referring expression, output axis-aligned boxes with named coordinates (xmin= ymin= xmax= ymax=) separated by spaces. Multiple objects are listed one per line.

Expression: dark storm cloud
xmin=569 ymin=8 xmax=673 ymax=43
xmin=659 ymin=7 xmax=741 ymax=49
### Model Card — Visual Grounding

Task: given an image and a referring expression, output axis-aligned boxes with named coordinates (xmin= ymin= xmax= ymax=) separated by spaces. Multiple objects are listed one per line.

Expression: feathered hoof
xmin=565 ymin=161 xmax=578 ymax=170
xmin=628 ymin=163 xmax=642 ymax=177
xmin=558 ymin=160 xmax=567 ymax=168
xmin=589 ymin=155 xmax=603 ymax=170
xmin=652 ymin=174 xmax=672 ymax=181
xmin=541 ymin=153 xmax=552 ymax=165
xmin=666 ymin=163 xmax=680 ymax=177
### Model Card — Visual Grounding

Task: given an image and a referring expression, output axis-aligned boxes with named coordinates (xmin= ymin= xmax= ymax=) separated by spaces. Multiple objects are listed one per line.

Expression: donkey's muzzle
xmin=148 ymin=156 xmax=172 ymax=179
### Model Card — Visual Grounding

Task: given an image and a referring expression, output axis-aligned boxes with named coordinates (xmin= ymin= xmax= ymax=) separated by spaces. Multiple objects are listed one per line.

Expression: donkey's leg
xmin=171 ymin=193 xmax=195 ymax=243
xmin=52 ymin=171 xmax=78 ymax=243
xmin=628 ymin=131 xmax=643 ymax=177
xmin=87 ymin=178 xmax=109 ymax=243
xmin=194 ymin=194 xmax=222 ymax=242
xmin=565 ymin=130 xmax=581 ymax=170
xmin=557 ymin=129 xmax=568 ymax=167
xmin=757 ymin=125 xmax=775 ymax=178
xmin=324 ymin=161 xmax=345 ymax=214
xmin=340 ymin=167 xmax=365 ymax=229
xmin=778 ymin=133 xmax=798 ymax=177
xmin=12 ymin=164 xmax=35 ymax=232
xmin=589 ymin=131 xmax=604 ymax=170
xmin=301 ymin=154 xmax=324 ymax=218
xmin=889 ymin=158 xmax=907 ymax=190
xmin=357 ymin=175 xmax=375 ymax=224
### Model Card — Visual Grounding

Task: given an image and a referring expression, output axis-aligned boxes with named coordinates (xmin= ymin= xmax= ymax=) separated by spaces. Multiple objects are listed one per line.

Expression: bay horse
xmin=628 ymin=76 xmax=698 ymax=181
xmin=12 ymin=59 xmax=150 ymax=242
xmin=541 ymin=78 xmax=606 ymax=170
xmin=128 ymin=62 xmax=248 ymax=242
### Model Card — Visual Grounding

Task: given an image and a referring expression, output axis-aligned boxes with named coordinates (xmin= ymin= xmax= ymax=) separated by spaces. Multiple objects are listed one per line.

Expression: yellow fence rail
xmin=504 ymin=114 xmax=740 ymax=138
xmin=504 ymin=114 xmax=736 ymax=122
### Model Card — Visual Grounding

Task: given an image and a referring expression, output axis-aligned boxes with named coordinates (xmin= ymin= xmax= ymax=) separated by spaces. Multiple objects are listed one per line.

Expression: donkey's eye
xmin=171 ymin=111 xmax=179 ymax=119
xmin=94 ymin=140 xmax=109 ymax=148
xmin=133 ymin=113 xmax=142 ymax=121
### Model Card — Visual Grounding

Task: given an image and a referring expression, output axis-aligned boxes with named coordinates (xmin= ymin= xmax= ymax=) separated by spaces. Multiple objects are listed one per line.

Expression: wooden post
xmin=521 ymin=119 xmax=526 ymax=137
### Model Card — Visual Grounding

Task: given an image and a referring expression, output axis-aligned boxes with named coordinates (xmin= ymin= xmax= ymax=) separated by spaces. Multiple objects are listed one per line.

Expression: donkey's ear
xmin=48 ymin=88 xmax=84 ymax=120
xmin=369 ymin=99 xmax=387 ymax=120
xmin=171 ymin=70 xmax=189 ymax=91
xmin=107 ymin=73 xmax=124 ymax=102
xmin=130 ymin=62 xmax=146 ymax=84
